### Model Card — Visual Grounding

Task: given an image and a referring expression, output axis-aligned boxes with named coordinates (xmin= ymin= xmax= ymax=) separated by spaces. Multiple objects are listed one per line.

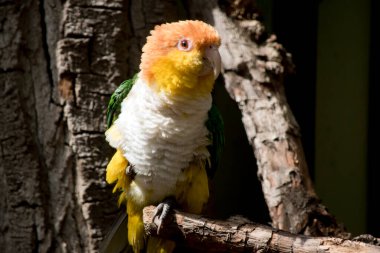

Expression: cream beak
xmin=200 ymin=46 xmax=222 ymax=80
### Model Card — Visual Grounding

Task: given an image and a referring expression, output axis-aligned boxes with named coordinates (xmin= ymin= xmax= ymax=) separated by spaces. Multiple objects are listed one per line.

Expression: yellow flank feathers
xmin=106 ymin=149 xmax=130 ymax=205
xmin=106 ymin=149 xmax=127 ymax=185
xmin=150 ymin=50 xmax=215 ymax=98
xmin=176 ymin=161 xmax=209 ymax=214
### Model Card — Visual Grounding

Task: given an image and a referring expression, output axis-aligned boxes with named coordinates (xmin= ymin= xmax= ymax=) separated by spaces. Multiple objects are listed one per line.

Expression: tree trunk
xmin=0 ymin=0 xmax=355 ymax=252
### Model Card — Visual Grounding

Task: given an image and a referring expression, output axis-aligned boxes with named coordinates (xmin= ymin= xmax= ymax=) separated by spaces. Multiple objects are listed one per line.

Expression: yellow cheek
xmin=150 ymin=50 xmax=214 ymax=97
xmin=172 ymin=51 xmax=203 ymax=74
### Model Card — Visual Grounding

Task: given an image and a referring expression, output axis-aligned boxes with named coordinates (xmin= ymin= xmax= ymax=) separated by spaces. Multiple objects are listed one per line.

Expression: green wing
xmin=205 ymin=104 xmax=225 ymax=177
xmin=106 ymin=74 xmax=138 ymax=129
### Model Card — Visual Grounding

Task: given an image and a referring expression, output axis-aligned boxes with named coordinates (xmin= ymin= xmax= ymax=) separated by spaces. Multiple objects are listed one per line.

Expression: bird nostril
xmin=202 ymin=57 xmax=211 ymax=65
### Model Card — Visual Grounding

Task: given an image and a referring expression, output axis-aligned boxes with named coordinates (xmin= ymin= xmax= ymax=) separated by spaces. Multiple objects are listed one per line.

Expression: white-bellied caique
xmin=104 ymin=20 xmax=224 ymax=253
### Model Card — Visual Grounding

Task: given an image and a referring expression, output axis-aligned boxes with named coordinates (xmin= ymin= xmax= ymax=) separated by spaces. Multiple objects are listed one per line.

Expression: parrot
xmin=103 ymin=20 xmax=224 ymax=253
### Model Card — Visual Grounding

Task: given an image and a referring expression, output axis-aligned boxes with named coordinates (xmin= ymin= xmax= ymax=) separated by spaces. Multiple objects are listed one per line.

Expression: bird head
xmin=140 ymin=20 xmax=221 ymax=97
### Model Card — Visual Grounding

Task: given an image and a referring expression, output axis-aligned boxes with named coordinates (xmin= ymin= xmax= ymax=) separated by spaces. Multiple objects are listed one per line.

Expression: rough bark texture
xmin=0 ymin=0 xmax=128 ymax=251
xmin=1 ymin=1 xmax=62 ymax=252
xmin=0 ymin=0 xmax=356 ymax=252
xmin=188 ymin=0 xmax=348 ymax=238
xmin=56 ymin=1 xmax=131 ymax=251
xmin=143 ymin=206 xmax=380 ymax=253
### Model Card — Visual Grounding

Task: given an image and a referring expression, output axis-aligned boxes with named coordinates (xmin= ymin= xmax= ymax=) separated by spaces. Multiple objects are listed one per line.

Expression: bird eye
xmin=177 ymin=38 xmax=192 ymax=51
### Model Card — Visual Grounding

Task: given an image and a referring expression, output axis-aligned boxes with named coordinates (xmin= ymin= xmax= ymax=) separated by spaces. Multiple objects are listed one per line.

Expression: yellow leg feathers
xmin=127 ymin=201 xmax=146 ymax=253
xmin=176 ymin=161 xmax=210 ymax=214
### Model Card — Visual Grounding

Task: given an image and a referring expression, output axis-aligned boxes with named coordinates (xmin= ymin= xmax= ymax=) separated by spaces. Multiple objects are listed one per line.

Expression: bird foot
xmin=152 ymin=197 xmax=176 ymax=234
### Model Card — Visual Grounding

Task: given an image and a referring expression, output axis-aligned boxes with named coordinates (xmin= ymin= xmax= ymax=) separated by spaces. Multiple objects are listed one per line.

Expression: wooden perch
xmin=143 ymin=206 xmax=380 ymax=253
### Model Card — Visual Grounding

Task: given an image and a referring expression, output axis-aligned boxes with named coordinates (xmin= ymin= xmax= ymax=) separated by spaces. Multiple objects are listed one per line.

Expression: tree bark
xmin=1 ymin=0 xmax=130 ymax=251
xmin=143 ymin=206 xmax=380 ymax=253
xmin=143 ymin=206 xmax=378 ymax=253
xmin=1 ymin=0 xmax=65 ymax=252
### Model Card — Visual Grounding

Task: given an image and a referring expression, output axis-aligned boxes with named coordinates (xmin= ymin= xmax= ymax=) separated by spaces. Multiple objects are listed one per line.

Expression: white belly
xmin=107 ymin=77 xmax=211 ymax=205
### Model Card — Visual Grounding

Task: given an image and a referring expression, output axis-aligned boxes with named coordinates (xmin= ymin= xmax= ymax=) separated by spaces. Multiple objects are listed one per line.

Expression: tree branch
xmin=143 ymin=206 xmax=380 ymax=253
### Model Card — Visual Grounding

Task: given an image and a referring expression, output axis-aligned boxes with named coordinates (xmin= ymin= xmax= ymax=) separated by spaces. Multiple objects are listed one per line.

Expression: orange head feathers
xmin=140 ymin=20 xmax=221 ymax=97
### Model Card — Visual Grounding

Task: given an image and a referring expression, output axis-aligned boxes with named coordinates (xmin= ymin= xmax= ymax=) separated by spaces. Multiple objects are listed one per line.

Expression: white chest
xmin=110 ymin=78 xmax=211 ymax=204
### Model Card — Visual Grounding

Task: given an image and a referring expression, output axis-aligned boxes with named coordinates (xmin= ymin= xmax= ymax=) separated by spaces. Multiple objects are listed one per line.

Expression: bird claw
xmin=152 ymin=197 xmax=176 ymax=234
